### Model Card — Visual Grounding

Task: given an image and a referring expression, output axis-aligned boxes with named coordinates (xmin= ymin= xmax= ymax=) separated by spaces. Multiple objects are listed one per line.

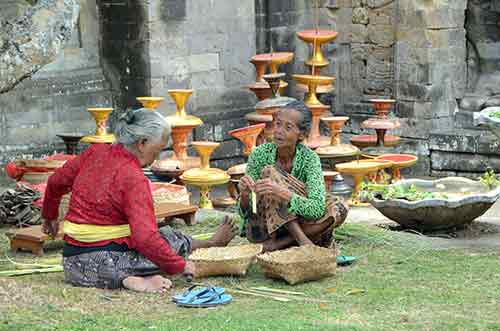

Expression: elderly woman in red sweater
xmin=42 ymin=109 xmax=237 ymax=293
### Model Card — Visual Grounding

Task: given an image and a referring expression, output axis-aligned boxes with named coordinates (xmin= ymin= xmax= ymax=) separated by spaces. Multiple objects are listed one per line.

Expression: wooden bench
xmin=6 ymin=225 xmax=63 ymax=256
xmin=154 ymin=202 xmax=198 ymax=226
xmin=6 ymin=202 xmax=199 ymax=255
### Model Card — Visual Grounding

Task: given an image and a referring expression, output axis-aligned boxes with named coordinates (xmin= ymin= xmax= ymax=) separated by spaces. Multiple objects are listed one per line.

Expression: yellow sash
xmin=63 ymin=220 xmax=131 ymax=243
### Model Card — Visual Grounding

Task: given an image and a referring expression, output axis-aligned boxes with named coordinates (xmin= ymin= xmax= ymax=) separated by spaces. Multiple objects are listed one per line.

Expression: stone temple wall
xmin=2 ymin=0 xmax=500 ymax=179
xmin=0 ymin=0 xmax=115 ymax=173
xmin=143 ymin=0 xmax=257 ymax=169
xmin=264 ymin=0 xmax=500 ymax=178
xmin=95 ymin=0 xmax=257 ymax=169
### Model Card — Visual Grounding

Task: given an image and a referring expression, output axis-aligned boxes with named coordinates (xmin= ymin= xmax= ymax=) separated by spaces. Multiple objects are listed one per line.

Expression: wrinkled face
xmin=273 ymin=109 xmax=304 ymax=148
xmin=137 ymin=130 xmax=169 ymax=167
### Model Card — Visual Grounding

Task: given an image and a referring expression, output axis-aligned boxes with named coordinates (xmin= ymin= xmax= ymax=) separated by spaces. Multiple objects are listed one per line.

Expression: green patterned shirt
xmin=239 ymin=142 xmax=326 ymax=234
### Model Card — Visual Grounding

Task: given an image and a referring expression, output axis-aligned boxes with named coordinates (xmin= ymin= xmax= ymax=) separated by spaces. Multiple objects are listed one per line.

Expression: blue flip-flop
xmin=337 ymin=255 xmax=357 ymax=266
xmin=172 ymin=285 xmax=225 ymax=303
xmin=176 ymin=290 xmax=232 ymax=308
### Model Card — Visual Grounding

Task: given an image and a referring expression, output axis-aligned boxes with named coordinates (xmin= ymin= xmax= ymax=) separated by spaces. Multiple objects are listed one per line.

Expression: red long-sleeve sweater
xmin=42 ymin=144 xmax=186 ymax=275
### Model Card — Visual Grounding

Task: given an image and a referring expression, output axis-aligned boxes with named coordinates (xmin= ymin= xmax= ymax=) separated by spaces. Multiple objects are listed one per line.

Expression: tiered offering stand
xmin=151 ymin=90 xmax=202 ymax=181
xmin=137 ymin=97 xmax=164 ymax=110
xmin=81 ymin=108 xmax=116 ymax=144
xmin=180 ymin=142 xmax=230 ymax=209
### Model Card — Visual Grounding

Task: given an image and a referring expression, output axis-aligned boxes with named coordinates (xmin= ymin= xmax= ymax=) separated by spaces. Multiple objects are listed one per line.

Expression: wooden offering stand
xmin=248 ymin=52 xmax=293 ymax=100
xmin=81 ymin=107 xmax=116 ymax=144
xmin=137 ymin=97 xmax=165 ymax=110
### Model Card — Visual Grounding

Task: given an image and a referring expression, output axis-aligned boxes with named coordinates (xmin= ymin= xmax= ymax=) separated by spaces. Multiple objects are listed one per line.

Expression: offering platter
xmin=56 ymin=133 xmax=84 ymax=155
xmin=248 ymin=53 xmax=293 ymax=99
xmin=316 ymin=117 xmax=359 ymax=157
xmin=297 ymin=29 xmax=338 ymax=73
xmin=296 ymin=81 xmax=334 ymax=95
xmin=371 ymin=99 xmax=396 ymax=117
xmin=255 ymin=73 xmax=295 ymax=122
xmin=155 ymin=89 xmax=202 ymax=180
xmin=248 ymin=55 xmax=287 ymax=100
xmin=229 ymin=124 xmax=266 ymax=156
xmin=360 ymin=118 xmax=401 ymax=157
xmin=245 ymin=112 xmax=273 ymax=144
xmin=315 ymin=117 xmax=360 ymax=199
xmin=336 ymin=160 xmax=390 ymax=206
xmin=248 ymin=82 xmax=274 ymax=101
xmin=292 ymin=74 xmax=335 ymax=107
xmin=150 ymin=158 xmax=189 ymax=184
xmin=180 ymin=142 xmax=230 ymax=209
xmin=252 ymin=52 xmax=294 ymax=76
xmin=81 ymin=107 xmax=116 ymax=144
xmin=136 ymin=97 xmax=164 ymax=110
xmin=360 ymin=99 xmax=400 ymax=157
xmin=304 ymin=104 xmax=331 ymax=149
xmin=211 ymin=124 xmax=265 ymax=208
xmin=165 ymin=89 xmax=203 ymax=132
xmin=375 ymin=154 xmax=418 ymax=183
xmin=350 ymin=134 xmax=400 ymax=149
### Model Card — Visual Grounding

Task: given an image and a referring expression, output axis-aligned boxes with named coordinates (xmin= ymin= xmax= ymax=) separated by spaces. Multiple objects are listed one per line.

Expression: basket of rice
xmin=189 ymin=244 xmax=263 ymax=277
xmin=256 ymin=245 xmax=336 ymax=285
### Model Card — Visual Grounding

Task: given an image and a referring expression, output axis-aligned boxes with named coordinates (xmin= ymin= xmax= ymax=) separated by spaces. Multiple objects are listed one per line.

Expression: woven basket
xmin=189 ymin=244 xmax=263 ymax=277
xmin=257 ymin=245 xmax=336 ymax=285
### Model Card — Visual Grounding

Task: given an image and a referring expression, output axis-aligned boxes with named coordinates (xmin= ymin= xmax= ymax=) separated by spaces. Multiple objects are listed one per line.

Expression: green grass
xmin=1 ymin=220 xmax=500 ymax=331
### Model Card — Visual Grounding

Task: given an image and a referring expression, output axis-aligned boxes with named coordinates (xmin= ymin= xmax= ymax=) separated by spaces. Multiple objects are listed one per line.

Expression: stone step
xmin=429 ymin=129 xmax=500 ymax=155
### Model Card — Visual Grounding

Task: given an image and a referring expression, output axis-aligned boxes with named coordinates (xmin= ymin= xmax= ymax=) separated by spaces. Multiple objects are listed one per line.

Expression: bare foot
xmin=209 ymin=216 xmax=238 ymax=247
xmin=122 ymin=275 xmax=172 ymax=293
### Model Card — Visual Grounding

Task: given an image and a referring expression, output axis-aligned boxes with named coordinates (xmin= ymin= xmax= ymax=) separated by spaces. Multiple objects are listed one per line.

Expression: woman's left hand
xmin=255 ymin=178 xmax=293 ymax=201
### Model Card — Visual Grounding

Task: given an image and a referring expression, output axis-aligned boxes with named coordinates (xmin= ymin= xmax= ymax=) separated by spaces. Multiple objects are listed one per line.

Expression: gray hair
xmin=282 ymin=100 xmax=312 ymax=138
xmin=114 ymin=108 xmax=170 ymax=146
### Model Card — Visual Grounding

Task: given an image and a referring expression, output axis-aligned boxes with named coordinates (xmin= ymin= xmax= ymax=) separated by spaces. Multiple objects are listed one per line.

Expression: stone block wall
xmin=140 ymin=0 xmax=257 ymax=168
xmin=263 ymin=0 xmax=500 ymax=177
xmin=0 ymin=0 xmax=115 ymax=184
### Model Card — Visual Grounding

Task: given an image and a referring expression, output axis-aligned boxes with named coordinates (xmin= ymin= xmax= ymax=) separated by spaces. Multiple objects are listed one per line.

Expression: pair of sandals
xmin=172 ymin=285 xmax=232 ymax=308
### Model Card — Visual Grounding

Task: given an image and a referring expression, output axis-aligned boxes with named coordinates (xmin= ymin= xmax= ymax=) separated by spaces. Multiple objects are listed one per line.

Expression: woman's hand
xmin=255 ymin=178 xmax=293 ymax=202
xmin=238 ymin=175 xmax=255 ymax=199
xmin=183 ymin=261 xmax=196 ymax=279
xmin=42 ymin=218 xmax=60 ymax=239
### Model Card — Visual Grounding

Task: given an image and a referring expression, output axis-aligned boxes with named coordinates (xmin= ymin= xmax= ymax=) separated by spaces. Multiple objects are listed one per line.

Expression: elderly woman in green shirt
xmin=239 ymin=100 xmax=348 ymax=252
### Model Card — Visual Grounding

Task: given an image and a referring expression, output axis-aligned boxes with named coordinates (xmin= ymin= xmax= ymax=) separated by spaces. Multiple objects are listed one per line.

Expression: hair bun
xmin=120 ymin=110 xmax=136 ymax=125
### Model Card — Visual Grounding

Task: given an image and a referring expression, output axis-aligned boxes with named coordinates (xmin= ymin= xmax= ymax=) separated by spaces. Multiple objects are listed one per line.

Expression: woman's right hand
xmin=238 ymin=175 xmax=255 ymax=198
xmin=42 ymin=218 xmax=60 ymax=239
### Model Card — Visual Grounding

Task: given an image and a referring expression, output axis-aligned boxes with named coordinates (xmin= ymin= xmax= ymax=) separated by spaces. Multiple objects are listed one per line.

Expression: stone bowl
xmin=366 ymin=177 xmax=500 ymax=231
xmin=473 ymin=106 xmax=500 ymax=138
